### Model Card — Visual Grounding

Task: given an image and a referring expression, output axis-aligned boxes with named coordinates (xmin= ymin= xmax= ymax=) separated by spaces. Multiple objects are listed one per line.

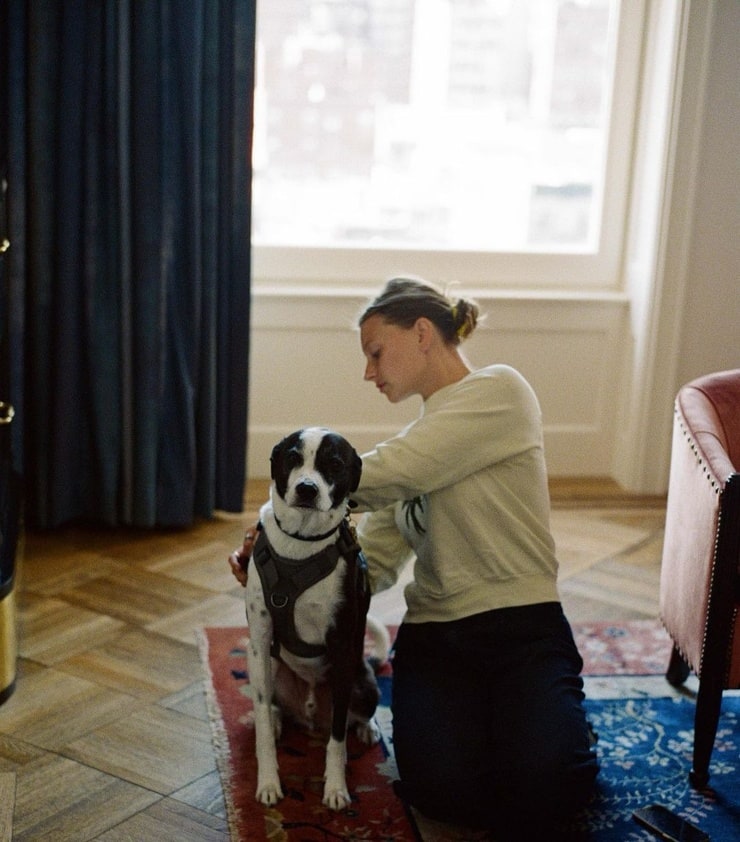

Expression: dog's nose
xmin=295 ymin=480 xmax=319 ymax=504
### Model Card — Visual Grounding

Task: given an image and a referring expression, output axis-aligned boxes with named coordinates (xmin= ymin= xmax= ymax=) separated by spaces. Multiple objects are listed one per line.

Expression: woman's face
xmin=360 ymin=314 xmax=427 ymax=403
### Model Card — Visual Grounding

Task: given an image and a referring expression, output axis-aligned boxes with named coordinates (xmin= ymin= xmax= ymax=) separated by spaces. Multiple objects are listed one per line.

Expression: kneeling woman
xmin=350 ymin=278 xmax=598 ymax=839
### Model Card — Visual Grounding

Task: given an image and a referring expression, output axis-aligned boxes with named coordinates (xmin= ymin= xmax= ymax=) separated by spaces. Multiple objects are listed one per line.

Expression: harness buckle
xmin=270 ymin=593 xmax=289 ymax=609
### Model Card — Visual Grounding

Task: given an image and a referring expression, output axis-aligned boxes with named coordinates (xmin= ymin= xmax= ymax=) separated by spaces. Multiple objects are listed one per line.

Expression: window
xmin=252 ymin=0 xmax=643 ymax=289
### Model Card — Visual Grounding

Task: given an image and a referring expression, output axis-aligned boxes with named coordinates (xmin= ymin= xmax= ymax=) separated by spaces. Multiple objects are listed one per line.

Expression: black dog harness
xmin=252 ymin=519 xmax=369 ymax=659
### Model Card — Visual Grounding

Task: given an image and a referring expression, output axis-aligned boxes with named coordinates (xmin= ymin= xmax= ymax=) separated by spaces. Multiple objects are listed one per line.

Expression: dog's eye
xmin=284 ymin=447 xmax=302 ymax=470
xmin=327 ymin=455 xmax=345 ymax=474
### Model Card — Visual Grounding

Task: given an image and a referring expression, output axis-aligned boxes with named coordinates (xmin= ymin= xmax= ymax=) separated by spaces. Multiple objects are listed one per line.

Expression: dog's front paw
xmin=322 ymin=784 xmax=352 ymax=811
xmin=354 ymin=717 xmax=381 ymax=746
xmin=256 ymin=779 xmax=283 ymax=806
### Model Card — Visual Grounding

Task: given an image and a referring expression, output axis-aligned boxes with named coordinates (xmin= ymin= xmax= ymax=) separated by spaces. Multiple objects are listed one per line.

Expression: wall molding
xmin=247 ymin=289 xmax=629 ymax=480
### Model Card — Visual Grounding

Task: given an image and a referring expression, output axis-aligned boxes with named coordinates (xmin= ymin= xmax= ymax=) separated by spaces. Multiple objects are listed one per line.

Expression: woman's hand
xmin=228 ymin=525 xmax=258 ymax=586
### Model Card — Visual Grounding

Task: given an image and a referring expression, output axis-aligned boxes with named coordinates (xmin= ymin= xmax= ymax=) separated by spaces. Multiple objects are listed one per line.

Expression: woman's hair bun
xmin=360 ymin=277 xmax=481 ymax=345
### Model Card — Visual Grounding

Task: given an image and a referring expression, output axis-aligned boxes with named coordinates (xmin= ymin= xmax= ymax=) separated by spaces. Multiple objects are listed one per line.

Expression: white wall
xmin=674 ymin=0 xmax=740 ymax=388
xmin=612 ymin=0 xmax=740 ymax=493
xmin=246 ymin=0 xmax=739 ymax=491
xmin=247 ymin=289 xmax=628 ymax=479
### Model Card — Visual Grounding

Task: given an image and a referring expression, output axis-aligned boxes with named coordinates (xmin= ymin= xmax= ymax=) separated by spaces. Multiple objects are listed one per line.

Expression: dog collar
xmin=273 ymin=514 xmax=341 ymax=542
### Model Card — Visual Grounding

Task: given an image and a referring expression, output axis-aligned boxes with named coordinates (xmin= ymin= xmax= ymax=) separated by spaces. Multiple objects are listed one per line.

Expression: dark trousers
xmin=391 ymin=602 xmax=599 ymax=839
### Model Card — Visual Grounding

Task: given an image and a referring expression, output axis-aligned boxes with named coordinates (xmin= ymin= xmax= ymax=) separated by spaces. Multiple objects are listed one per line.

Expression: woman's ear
xmin=415 ymin=317 xmax=434 ymax=351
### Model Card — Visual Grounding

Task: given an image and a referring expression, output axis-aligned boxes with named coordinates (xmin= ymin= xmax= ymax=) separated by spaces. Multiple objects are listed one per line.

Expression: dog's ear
xmin=270 ymin=430 xmax=304 ymax=486
xmin=349 ymin=449 xmax=362 ymax=493
xmin=269 ymin=437 xmax=287 ymax=481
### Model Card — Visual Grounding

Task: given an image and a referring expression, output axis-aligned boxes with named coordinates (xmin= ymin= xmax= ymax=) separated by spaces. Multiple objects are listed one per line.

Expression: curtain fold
xmin=5 ymin=0 xmax=254 ymax=527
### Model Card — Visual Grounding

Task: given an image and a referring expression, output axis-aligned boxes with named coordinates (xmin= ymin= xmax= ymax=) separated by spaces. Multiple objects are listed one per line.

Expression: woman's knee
xmin=394 ymin=738 xmax=598 ymax=832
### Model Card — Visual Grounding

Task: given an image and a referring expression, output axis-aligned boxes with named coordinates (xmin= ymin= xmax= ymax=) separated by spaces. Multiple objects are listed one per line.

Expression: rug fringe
xmin=195 ymin=627 xmax=243 ymax=842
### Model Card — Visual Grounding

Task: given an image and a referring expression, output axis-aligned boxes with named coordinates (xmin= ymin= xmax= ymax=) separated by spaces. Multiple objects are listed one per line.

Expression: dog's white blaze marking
xmin=300 ymin=426 xmax=327 ymax=456
xmin=284 ymin=427 xmax=335 ymax=512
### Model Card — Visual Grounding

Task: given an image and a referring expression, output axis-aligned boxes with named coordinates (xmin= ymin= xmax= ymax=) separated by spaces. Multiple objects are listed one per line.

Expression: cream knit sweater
xmin=353 ymin=364 xmax=560 ymax=624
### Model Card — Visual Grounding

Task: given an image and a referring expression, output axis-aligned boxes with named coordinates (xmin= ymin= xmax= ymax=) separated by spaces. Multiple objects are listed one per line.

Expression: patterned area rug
xmin=198 ymin=627 xmax=414 ymax=841
xmin=573 ymin=618 xmax=673 ymax=675
xmin=199 ymin=621 xmax=740 ymax=841
xmin=573 ymin=695 xmax=740 ymax=840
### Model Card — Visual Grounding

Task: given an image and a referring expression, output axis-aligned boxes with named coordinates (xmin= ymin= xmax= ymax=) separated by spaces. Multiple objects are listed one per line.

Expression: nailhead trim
xmin=675 ymin=405 xmax=722 ymax=494
xmin=672 ymin=402 xmax=730 ymax=681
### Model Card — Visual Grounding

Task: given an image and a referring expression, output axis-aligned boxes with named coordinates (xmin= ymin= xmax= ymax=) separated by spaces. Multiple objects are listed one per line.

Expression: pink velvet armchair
xmin=659 ymin=369 xmax=740 ymax=789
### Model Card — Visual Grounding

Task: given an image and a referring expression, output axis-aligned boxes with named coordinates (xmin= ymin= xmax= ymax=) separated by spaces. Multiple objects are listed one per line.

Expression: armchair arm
xmin=659 ymin=412 xmax=720 ymax=675
xmin=660 ymin=369 xmax=740 ymax=682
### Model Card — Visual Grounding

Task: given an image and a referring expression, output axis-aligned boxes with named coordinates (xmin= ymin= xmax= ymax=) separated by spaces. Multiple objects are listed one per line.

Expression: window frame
xmin=251 ymin=0 xmax=645 ymax=293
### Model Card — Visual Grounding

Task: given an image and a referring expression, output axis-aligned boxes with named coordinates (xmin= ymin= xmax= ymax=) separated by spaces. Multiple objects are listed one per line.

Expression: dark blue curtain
xmin=2 ymin=1 xmax=254 ymax=527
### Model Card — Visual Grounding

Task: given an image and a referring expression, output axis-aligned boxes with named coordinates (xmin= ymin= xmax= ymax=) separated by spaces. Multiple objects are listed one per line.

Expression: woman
xmin=232 ymin=277 xmax=598 ymax=839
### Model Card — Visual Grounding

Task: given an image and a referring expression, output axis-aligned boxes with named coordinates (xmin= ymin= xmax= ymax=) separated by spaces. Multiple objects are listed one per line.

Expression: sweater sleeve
xmin=353 ymin=366 xmax=542 ymax=511
xmin=356 ymin=505 xmax=415 ymax=594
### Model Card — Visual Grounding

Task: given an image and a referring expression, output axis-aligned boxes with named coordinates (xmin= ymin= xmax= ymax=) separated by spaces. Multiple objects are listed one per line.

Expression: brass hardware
xmin=0 ymin=590 xmax=17 ymax=702
xmin=0 ymin=238 xmax=9 ymax=253
xmin=0 ymin=403 xmax=14 ymax=425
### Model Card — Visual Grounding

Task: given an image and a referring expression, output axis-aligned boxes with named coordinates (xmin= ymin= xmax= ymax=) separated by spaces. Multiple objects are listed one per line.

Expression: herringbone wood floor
xmin=0 ymin=479 xmax=667 ymax=841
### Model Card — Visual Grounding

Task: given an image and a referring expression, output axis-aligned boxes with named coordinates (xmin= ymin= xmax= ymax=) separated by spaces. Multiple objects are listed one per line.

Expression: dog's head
xmin=270 ymin=427 xmax=362 ymax=514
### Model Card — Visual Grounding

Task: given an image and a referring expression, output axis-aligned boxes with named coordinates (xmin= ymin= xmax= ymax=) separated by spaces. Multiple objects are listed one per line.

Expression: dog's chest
xmin=249 ymin=526 xmax=350 ymax=660
xmin=292 ymin=563 xmax=345 ymax=644
xmin=267 ymin=563 xmax=345 ymax=682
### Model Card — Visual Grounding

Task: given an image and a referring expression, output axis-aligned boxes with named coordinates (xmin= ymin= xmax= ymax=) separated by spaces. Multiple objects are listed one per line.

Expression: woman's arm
xmin=355 ymin=367 xmax=542 ymax=510
xmin=357 ymin=505 xmax=415 ymax=594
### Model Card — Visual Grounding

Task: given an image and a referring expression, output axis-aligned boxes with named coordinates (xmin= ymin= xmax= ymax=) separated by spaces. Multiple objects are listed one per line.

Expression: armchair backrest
xmin=679 ymin=370 xmax=740 ymax=472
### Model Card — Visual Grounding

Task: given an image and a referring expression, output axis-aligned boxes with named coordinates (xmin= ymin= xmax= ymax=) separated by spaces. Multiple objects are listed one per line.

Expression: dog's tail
xmin=364 ymin=614 xmax=392 ymax=672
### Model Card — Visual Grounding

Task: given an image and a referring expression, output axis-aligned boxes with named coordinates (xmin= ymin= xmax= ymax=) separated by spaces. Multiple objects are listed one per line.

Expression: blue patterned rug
xmin=568 ymin=695 xmax=740 ymax=840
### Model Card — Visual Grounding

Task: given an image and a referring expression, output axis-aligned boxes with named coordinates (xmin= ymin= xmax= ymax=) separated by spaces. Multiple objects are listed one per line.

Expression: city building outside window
xmin=252 ymin=0 xmax=643 ymax=289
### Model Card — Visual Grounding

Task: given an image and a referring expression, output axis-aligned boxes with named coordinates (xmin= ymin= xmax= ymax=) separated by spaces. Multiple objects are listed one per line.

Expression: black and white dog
xmin=245 ymin=427 xmax=389 ymax=811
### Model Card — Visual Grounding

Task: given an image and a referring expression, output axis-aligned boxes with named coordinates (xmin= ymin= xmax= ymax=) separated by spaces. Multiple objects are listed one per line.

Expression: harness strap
xmin=253 ymin=524 xmax=363 ymax=659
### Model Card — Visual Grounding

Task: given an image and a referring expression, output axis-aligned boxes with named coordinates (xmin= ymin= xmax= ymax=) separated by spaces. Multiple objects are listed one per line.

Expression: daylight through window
xmin=252 ymin=0 xmax=620 ymax=254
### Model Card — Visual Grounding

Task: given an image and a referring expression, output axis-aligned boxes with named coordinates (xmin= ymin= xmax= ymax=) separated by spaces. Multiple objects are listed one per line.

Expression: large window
xmin=252 ymin=0 xmax=643 ymax=289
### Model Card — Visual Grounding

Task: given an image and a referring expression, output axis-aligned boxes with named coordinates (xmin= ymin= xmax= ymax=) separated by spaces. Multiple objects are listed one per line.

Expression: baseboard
xmin=548 ymin=476 xmax=666 ymax=506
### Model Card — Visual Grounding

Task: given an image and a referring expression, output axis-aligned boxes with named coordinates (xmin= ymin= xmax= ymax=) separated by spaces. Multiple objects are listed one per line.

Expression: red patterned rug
xmin=198 ymin=626 xmax=415 ymax=841
xmin=199 ymin=619 xmax=673 ymax=840
xmin=574 ymin=618 xmax=672 ymax=676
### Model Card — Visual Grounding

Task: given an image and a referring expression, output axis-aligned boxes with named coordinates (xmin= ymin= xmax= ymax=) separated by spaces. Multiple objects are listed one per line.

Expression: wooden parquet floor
xmin=0 ymin=479 xmax=667 ymax=841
